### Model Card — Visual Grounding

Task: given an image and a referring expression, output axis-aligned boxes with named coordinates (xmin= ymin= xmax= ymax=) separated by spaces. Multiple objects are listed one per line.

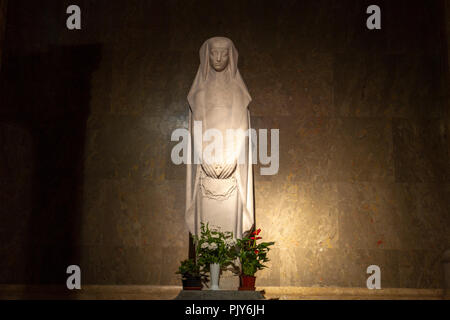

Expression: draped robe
xmin=185 ymin=37 xmax=254 ymax=239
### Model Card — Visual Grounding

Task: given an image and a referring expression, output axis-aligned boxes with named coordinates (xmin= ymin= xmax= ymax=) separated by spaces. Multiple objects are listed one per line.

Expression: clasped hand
xmin=201 ymin=161 xmax=236 ymax=179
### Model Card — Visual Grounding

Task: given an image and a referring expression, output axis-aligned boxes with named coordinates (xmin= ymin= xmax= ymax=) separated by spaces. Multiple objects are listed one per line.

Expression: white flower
xmin=208 ymin=243 xmax=218 ymax=250
xmin=225 ymin=238 xmax=236 ymax=247
xmin=211 ymin=234 xmax=219 ymax=238
xmin=201 ymin=242 xmax=209 ymax=249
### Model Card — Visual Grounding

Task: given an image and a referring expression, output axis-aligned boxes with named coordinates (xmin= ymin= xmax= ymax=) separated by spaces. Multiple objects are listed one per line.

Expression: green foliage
xmin=193 ymin=223 xmax=237 ymax=268
xmin=175 ymin=258 xmax=201 ymax=277
xmin=236 ymin=229 xmax=275 ymax=276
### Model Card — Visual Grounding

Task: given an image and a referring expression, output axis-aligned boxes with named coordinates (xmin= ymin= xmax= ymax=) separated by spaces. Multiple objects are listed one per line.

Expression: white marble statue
xmin=185 ymin=37 xmax=254 ymax=239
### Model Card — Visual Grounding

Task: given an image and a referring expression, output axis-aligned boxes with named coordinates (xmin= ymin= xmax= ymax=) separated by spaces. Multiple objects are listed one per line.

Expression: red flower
xmin=256 ymin=237 xmax=262 ymax=240
xmin=254 ymin=250 xmax=259 ymax=254
xmin=252 ymin=228 xmax=262 ymax=235
xmin=250 ymin=236 xmax=255 ymax=240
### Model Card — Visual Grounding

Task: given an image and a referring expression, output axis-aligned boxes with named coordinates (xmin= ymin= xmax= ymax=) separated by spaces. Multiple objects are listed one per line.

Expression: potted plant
xmin=176 ymin=258 xmax=203 ymax=290
xmin=236 ymin=228 xmax=275 ymax=291
xmin=194 ymin=223 xmax=236 ymax=290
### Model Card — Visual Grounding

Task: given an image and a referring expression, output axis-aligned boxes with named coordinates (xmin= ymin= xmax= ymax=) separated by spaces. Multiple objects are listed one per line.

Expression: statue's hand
xmin=201 ymin=162 xmax=218 ymax=178
xmin=218 ymin=163 xmax=236 ymax=179
xmin=201 ymin=162 xmax=236 ymax=179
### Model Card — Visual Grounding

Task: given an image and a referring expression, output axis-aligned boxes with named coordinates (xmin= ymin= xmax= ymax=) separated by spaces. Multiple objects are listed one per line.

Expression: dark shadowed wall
xmin=0 ymin=0 xmax=7 ymax=70
xmin=0 ymin=0 xmax=449 ymax=288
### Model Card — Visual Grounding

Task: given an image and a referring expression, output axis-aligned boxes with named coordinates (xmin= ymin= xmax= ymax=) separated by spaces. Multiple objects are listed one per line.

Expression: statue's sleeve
xmin=185 ymin=108 xmax=199 ymax=235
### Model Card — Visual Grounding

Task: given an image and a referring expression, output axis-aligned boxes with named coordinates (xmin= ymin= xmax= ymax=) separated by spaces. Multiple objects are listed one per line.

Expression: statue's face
xmin=209 ymin=41 xmax=230 ymax=72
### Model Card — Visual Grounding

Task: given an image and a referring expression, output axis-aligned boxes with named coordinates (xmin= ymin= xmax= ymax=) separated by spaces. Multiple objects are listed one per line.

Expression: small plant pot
xmin=239 ymin=275 xmax=256 ymax=291
xmin=182 ymin=275 xmax=202 ymax=290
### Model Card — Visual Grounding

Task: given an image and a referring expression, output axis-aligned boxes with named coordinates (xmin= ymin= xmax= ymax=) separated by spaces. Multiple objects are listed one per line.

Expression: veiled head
xmin=188 ymin=36 xmax=251 ymax=110
xmin=199 ymin=37 xmax=238 ymax=80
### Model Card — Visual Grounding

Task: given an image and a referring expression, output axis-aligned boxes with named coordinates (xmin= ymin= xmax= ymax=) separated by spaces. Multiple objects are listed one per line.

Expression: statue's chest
xmin=204 ymin=83 xmax=233 ymax=109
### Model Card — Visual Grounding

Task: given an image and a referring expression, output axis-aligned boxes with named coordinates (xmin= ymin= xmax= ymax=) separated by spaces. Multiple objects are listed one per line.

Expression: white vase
xmin=209 ymin=263 xmax=220 ymax=290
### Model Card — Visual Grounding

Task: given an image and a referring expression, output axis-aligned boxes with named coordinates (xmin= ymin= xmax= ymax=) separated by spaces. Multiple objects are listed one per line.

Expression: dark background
xmin=0 ymin=0 xmax=449 ymax=289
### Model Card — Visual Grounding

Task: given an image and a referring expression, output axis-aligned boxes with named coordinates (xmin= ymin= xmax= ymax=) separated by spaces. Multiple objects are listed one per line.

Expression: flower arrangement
xmin=194 ymin=223 xmax=236 ymax=268
xmin=236 ymin=228 xmax=275 ymax=276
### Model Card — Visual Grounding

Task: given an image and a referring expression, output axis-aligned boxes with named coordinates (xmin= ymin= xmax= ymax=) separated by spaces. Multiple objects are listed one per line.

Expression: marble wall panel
xmin=78 ymin=178 xmax=108 ymax=246
xmin=88 ymin=45 xmax=113 ymax=115
xmin=334 ymin=54 xmax=444 ymax=118
xmin=393 ymin=117 xmax=450 ymax=182
xmin=84 ymin=115 xmax=167 ymax=180
xmin=384 ymin=0 xmax=443 ymax=55
xmin=256 ymin=180 xmax=339 ymax=251
xmin=245 ymin=73 xmax=292 ymax=117
xmin=251 ymin=115 xmax=334 ymax=183
xmin=89 ymin=178 xmax=186 ymax=250
xmin=273 ymin=0 xmax=339 ymax=53
xmin=405 ymin=183 xmax=450 ymax=251
xmin=328 ymin=118 xmax=394 ymax=182
xmin=269 ymin=51 xmax=335 ymax=118
xmin=332 ymin=0 xmax=388 ymax=54
xmin=398 ymin=250 xmax=444 ymax=288
xmin=254 ymin=247 xmax=281 ymax=287
xmin=337 ymin=182 xmax=412 ymax=250
xmin=0 ymin=0 xmax=7 ymax=70
xmin=279 ymin=247 xmax=401 ymax=288
xmin=80 ymin=244 xmax=163 ymax=285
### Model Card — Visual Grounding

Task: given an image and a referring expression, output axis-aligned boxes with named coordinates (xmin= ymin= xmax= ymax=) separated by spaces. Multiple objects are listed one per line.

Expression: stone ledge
xmin=175 ymin=290 xmax=265 ymax=300
xmin=0 ymin=285 xmax=182 ymax=300
xmin=257 ymin=287 xmax=448 ymax=300
xmin=0 ymin=285 xmax=447 ymax=300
